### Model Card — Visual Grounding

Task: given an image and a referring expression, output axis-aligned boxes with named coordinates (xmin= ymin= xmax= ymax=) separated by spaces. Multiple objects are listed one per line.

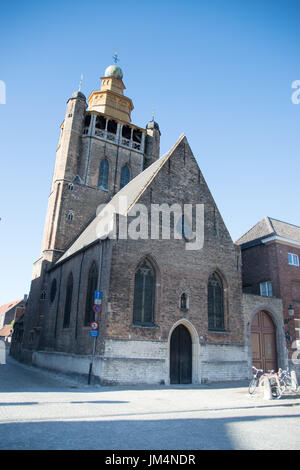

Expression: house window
xmin=120 ymin=164 xmax=130 ymax=189
xmin=288 ymin=253 xmax=299 ymax=267
xmin=133 ymin=259 xmax=155 ymax=326
xmin=260 ymin=281 xmax=273 ymax=297
xmin=98 ymin=158 xmax=109 ymax=190
xmin=208 ymin=272 xmax=225 ymax=331
xmin=63 ymin=273 xmax=73 ymax=328
xmin=84 ymin=262 xmax=98 ymax=326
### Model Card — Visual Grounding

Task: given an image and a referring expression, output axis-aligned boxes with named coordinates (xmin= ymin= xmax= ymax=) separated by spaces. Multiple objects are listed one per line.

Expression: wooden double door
xmin=170 ymin=324 xmax=192 ymax=384
xmin=251 ymin=310 xmax=277 ymax=372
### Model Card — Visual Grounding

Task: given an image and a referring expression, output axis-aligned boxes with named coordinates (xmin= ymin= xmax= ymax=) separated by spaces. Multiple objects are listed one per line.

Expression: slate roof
xmin=57 ymin=134 xmax=186 ymax=264
xmin=236 ymin=216 xmax=300 ymax=246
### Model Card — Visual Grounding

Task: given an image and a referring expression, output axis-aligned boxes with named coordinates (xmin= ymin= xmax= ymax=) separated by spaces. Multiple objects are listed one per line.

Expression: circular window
xmin=50 ymin=278 xmax=57 ymax=303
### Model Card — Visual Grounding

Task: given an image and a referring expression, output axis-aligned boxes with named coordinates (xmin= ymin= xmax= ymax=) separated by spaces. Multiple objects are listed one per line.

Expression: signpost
xmin=88 ymin=291 xmax=102 ymax=385
xmin=94 ymin=290 xmax=103 ymax=305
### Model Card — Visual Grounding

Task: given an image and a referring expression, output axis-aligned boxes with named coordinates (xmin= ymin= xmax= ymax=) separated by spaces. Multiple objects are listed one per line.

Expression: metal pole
xmin=88 ymin=335 xmax=97 ymax=385
xmin=88 ymin=240 xmax=103 ymax=385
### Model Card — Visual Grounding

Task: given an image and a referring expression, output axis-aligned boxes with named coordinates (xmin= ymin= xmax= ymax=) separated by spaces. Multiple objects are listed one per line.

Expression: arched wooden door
xmin=170 ymin=324 xmax=192 ymax=384
xmin=251 ymin=311 xmax=277 ymax=372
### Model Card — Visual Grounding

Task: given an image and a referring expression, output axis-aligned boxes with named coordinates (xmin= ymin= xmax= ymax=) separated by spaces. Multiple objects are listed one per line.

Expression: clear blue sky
xmin=0 ymin=0 xmax=299 ymax=305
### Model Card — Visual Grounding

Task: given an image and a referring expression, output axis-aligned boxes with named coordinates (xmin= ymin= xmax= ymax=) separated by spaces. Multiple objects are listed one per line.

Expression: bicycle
xmin=248 ymin=366 xmax=264 ymax=394
xmin=249 ymin=367 xmax=283 ymax=398
xmin=278 ymin=368 xmax=298 ymax=393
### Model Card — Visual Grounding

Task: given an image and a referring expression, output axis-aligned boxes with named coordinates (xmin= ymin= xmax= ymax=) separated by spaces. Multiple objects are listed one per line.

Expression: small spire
xmin=152 ymin=105 xmax=155 ymax=121
xmin=78 ymin=74 xmax=83 ymax=92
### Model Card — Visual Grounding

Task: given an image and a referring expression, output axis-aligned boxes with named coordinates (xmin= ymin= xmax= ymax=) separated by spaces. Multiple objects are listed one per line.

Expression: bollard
xmin=291 ymin=371 xmax=299 ymax=392
xmin=263 ymin=377 xmax=273 ymax=400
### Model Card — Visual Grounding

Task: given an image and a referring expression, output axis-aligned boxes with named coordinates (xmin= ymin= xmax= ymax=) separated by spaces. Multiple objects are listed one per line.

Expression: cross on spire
xmin=113 ymin=50 xmax=119 ymax=64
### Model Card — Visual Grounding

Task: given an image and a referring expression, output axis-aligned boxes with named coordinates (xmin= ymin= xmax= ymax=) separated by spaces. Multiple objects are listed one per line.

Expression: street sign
xmin=89 ymin=330 xmax=99 ymax=337
xmin=94 ymin=291 xmax=102 ymax=300
xmin=90 ymin=321 xmax=99 ymax=330
xmin=94 ymin=298 xmax=102 ymax=305
xmin=93 ymin=304 xmax=102 ymax=314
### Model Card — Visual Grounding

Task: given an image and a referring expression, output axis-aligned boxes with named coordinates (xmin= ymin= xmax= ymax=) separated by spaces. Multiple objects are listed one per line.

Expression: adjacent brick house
xmin=0 ymin=298 xmax=27 ymax=345
xmin=236 ymin=217 xmax=300 ymax=376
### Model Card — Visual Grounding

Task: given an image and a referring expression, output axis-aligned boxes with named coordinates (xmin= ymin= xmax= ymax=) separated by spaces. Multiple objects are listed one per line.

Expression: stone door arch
xmin=170 ymin=324 xmax=192 ymax=384
xmin=251 ymin=310 xmax=278 ymax=372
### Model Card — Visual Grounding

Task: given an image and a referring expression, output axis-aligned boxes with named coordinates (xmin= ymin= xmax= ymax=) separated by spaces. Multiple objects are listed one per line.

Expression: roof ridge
xmin=265 ymin=216 xmax=275 ymax=234
xmin=268 ymin=217 xmax=300 ymax=230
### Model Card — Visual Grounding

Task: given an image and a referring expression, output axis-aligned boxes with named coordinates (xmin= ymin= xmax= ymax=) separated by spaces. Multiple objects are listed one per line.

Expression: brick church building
xmin=12 ymin=62 xmax=290 ymax=384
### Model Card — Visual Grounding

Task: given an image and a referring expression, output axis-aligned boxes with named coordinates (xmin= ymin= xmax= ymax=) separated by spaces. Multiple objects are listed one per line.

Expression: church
xmin=13 ymin=62 xmax=287 ymax=384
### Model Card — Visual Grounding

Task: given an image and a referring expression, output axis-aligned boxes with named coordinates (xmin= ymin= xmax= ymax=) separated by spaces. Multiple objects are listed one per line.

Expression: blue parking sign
xmin=90 ymin=330 xmax=99 ymax=337
xmin=94 ymin=291 xmax=102 ymax=300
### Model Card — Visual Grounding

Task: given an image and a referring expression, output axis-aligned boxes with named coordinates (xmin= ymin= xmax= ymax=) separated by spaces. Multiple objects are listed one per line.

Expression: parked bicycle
xmin=248 ymin=366 xmax=264 ymax=394
xmin=278 ymin=368 xmax=298 ymax=393
xmin=249 ymin=366 xmax=298 ymax=398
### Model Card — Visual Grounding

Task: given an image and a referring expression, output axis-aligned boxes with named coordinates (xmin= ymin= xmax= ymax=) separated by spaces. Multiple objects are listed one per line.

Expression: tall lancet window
xmin=120 ymin=164 xmax=130 ymax=190
xmin=208 ymin=272 xmax=225 ymax=331
xmin=98 ymin=158 xmax=109 ymax=190
xmin=84 ymin=262 xmax=98 ymax=326
xmin=133 ymin=259 xmax=155 ymax=326
xmin=63 ymin=273 xmax=73 ymax=329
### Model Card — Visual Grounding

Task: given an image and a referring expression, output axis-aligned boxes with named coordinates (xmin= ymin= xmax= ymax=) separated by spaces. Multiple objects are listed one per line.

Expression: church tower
xmin=40 ymin=62 xmax=161 ymax=266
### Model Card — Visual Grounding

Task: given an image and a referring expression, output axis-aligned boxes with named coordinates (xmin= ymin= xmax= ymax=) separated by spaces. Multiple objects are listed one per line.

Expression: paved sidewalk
xmin=1 ymin=355 xmax=300 ymax=450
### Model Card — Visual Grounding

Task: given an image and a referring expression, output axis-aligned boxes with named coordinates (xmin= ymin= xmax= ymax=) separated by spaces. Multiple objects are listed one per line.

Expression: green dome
xmin=104 ymin=65 xmax=123 ymax=80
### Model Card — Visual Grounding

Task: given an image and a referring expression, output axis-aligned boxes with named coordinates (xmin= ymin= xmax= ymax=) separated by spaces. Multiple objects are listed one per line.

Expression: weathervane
xmin=113 ymin=50 xmax=119 ymax=64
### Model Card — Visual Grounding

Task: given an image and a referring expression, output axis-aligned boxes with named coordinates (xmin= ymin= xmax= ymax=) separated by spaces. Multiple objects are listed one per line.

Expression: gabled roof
xmin=236 ymin=216 xmax=300 ymax=246
xmin=0 ymin=299 xmax=23 ymax=317
xmin=57 ymin=134 xmax=186 ymax=264
xmin=0 ymin=324 xmax=12 ymax=337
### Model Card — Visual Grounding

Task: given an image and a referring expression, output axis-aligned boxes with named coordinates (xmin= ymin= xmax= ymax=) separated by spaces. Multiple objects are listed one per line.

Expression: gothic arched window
xmin=50 ymin=278 xmax=57 ymax=303
xmin=120 ymin=164 xmax=130 ymax=189
xmin=133 ymin=259 xmax=155 ymax=326
xmin=98 ymin=158 xmax=109 ymax=190
xmin=208 ymin=272 xmax=225 ymax=331
xmin=63 ymin=273 xmax=73 ymax=328
xmin=84 ymin=262 xmax=98 ymax=326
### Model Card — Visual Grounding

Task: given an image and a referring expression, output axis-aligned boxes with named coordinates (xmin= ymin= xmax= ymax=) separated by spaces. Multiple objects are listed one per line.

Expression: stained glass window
xmin=98 ymin=158 xmax=109 ymax=190
xmin=133 ymin=259 xmax=155 ymax=325
xmin=63 ymin=273 xmax=73 ymax=328
xmin=208 ymin=273 xmax=224 ymax=331
xmin=84 ymin=262 xmax=98 ymax=326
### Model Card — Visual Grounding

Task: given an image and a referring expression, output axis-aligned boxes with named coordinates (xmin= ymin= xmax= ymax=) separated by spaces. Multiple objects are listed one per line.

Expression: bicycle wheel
xmin=248 ymin=378 xmax=258 ymax=394
xmin=270 ymin=379 xmax=282 ymax=399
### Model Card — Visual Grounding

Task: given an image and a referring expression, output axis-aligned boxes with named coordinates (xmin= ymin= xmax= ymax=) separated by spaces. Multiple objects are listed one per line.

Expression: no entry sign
xmin=90 ymin=321 xmax=99 ymax=330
